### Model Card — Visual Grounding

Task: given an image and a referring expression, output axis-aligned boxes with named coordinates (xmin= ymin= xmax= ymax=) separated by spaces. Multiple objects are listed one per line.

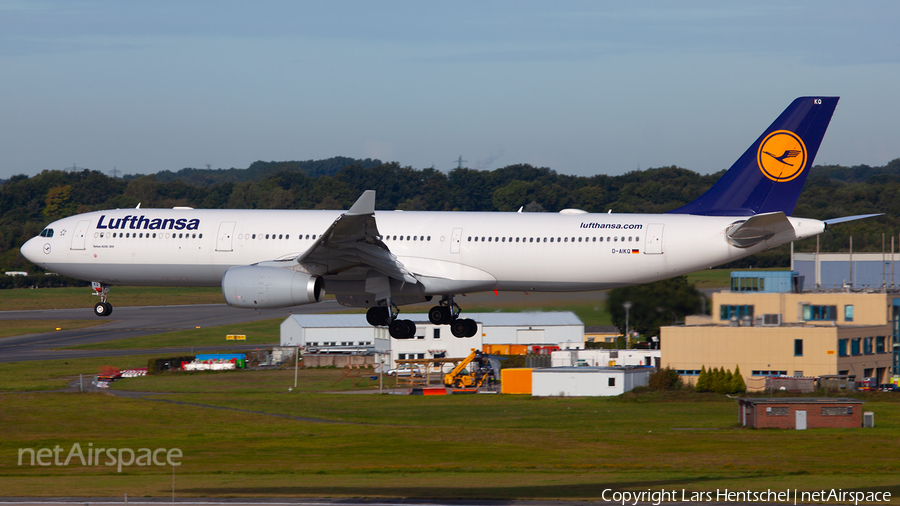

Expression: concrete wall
xmin=302 ymin=354 xmax=375 ymax=368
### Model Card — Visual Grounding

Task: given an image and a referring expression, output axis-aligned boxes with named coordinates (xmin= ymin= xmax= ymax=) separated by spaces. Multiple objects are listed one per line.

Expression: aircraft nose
xmin=20 ymin=237 xmax=47 ymax=264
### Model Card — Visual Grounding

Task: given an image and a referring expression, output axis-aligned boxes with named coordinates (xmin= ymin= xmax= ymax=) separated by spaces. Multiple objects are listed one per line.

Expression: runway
xmin=0 ymin=301 xmax=342 ymax=363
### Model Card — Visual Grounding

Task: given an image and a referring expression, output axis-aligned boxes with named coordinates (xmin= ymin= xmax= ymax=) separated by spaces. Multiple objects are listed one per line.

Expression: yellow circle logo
xmin=756 ymin=130 xmax=806 ymax=183
xmin=757 ymin=130 xmax=807 ymax=182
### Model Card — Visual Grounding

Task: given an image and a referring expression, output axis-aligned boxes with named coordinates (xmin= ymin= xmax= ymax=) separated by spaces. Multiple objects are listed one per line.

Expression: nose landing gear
xmin=91 ymin=282 xmax=113 ymax=317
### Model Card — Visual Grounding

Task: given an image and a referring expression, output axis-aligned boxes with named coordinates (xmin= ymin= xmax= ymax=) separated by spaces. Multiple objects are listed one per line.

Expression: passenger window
xmin=502 ymin=237 xmax=506 ymax=242
xmin=516 ymin=237 xmax=520 ymax=242
xmin=427 ymin=236 xmax=431 ymax=241
xmin=199 ymin=233 xmax=202 ymax=239
xmin=614 ymin=237 xmax=618 ymax=242
xmin=564 ymin=237 xmax=568 ymax=242
xmin=279 ymin=234 xmax=283 ymax=239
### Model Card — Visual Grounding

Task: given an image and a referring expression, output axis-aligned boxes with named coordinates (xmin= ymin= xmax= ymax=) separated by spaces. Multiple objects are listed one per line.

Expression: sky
xmin=1 ymin=1 xmax=899 ymax=180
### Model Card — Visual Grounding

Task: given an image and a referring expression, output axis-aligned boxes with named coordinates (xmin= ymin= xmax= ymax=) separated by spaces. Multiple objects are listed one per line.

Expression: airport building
xmin=281 ymin=312 xmax=584 ymax=369
xmin=794 ymin=251 xmax=900 ymax=291
xmin=662 ymin=270 xmax=899 ymax=390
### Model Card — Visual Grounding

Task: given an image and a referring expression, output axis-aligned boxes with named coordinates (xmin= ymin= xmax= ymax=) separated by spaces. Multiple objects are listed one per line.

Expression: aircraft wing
xmin=294 ymin=190 xmax=418 ymax=284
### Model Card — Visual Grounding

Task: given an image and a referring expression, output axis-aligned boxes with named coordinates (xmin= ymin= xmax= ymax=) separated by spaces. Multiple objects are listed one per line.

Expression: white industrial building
xmin=280 ymin=314 xmax=481 ymax=368
xmin=280 ymin=314 xmax=387 ymax=353
xmin=471 ymin=312 xmax=584 ymax=349
xmin=280 ymin=311 xmax=584 ymax=368
xmin=551 ymin=349 xmax=661 ymax=368
xmin=532 ymin=367 xmax=651 ymax=397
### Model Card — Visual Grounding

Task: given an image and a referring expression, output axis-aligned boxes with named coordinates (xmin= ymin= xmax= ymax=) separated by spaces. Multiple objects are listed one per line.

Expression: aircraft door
xmin=644 ymin=223 xmax=664 ymax=254
xmin=451 ymin=228 xmax=462 ymax=254
xmin=216 ymin=222 xmax=236 ymax=252
xmin=70 ymin=220 xmax=90 ymax=250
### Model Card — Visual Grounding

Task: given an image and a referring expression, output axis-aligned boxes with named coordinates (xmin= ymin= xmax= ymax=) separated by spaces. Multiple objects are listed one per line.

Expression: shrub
xmin=649 ymin=366 xmax=682 ymax=391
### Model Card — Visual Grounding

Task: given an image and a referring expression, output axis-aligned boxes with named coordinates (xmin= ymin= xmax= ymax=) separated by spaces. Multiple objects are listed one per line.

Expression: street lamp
xmin=623 ymin=301 xmax=632 ymax=350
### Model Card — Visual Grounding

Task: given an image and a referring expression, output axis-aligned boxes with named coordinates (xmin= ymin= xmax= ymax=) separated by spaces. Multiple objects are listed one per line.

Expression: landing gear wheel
xmin=464 ymin=318 xmax=477 ymax=337
xmin=93 ymin=301 xmax=112 ymax=317
xmin=450 ymin=319 xmax=468 ymax=338
xmin=367 ymin=306 xmax=391 ymax=326
xmin=389 ymin=319 xmax=416 ymax=339
xmin=428 ymin=306 xmax=452 ymax=325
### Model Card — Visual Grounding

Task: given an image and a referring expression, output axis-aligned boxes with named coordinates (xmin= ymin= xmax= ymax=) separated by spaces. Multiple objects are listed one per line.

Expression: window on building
xmin=433 ymin=329 xmax=441 ymax=340
xmin=844 ymin=305 xmax=854 ymax=322
xmin=675 ymin=370 xmax=701 ymax=376
xmin=802 ymin=304 xmax=837 ymax=321
xmin=794 ymin=339 xmax=803 ymax=357
xmin=608 ymin=377 xmax=616 ymax=387
xmin=864 ymin=337 xmax=874 ymax=355
xmin=876 ymin=336 xmax=886 ymax=354
xmin=838 ymin=339 xmax=848 ymax=357
xmin=751 ymin=370 xmax=788 ymax=377
xmin=732 ymin=276 xmax=765 ymax=292
xmin=851 ymin=338 xmax=861 ymax=356
xmin=416 ymin=353 xmax=425 ymax=359
xmin=720 ymin=304 xmax=754 ymax=320
xmin=794 ymin=371 xmax=804 ymax=377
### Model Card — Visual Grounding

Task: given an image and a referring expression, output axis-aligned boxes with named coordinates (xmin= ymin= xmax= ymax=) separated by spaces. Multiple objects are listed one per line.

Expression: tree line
xmin=2 ymin=157 xmax=899 ymax=272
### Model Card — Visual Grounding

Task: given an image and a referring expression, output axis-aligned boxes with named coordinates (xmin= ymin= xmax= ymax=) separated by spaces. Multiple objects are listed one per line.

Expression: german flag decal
xmin=632 ymin=249 xmax=640 ymax=254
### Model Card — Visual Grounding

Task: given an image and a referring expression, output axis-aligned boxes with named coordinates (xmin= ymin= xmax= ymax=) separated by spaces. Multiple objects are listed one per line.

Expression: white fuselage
xmin=22 ymin=208 xmax=825 ymax=296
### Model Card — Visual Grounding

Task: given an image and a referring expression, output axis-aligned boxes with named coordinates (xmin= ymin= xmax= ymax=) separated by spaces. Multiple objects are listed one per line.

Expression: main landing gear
xmin=366 ymin=305 xmax=418 ymax=339
xmin=366 ymin=294 xmax=478 ymax=339
xmin=429 ymin=295 xmax=478 ymax=338
xmin=91 ymin=282 xmax=113 ymax=317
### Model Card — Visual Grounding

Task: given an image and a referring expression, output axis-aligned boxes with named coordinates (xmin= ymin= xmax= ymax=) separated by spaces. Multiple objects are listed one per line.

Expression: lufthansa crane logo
xmin=757 ymin=130 xmax=807 ymax=182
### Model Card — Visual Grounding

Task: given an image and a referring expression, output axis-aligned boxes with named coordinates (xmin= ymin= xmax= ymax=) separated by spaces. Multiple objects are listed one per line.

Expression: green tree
xmin=607 ymin=276 xmax=703 ymax=339
xmin=730 ymin=365 xmax=747 ymax=394
xmin=695 ymin=365 xmax=709 ymax=392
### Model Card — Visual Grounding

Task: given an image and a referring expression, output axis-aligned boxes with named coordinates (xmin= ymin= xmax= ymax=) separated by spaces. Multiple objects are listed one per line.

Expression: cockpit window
xmin=39 ymin=228 xmax=54 ymax=238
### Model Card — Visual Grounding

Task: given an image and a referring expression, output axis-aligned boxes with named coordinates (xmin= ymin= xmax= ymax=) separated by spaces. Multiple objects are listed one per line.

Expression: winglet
xmin=824 ymin=214 xmax=883 ymax=229
xmin=347 ymin=190 xmax=376 ymax=216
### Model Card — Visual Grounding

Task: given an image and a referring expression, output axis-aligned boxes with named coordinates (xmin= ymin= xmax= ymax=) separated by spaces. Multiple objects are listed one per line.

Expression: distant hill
xmin=811 ymin=158 xmax=900 ymax=184
xmin=127 ymin=157 xmax=383 ymax=186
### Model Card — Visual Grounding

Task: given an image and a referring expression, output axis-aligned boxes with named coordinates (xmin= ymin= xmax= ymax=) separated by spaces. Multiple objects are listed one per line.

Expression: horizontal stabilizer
xmin=824 ymin=214 xmax=883 ymax=229
xmin=726 ymin=212 xmax=794 ymax=248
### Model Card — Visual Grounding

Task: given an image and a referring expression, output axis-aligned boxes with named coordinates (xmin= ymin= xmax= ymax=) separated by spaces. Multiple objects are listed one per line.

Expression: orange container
xmin=509 ymin=344 xmax=528 ymax=355
xmin=501 ymin=368 xmax=532 ymax=394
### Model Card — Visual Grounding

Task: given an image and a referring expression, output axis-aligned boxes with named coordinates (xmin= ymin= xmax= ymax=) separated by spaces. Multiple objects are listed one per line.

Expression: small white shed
xmin=531 ymin=367 xmax=651 ymax=397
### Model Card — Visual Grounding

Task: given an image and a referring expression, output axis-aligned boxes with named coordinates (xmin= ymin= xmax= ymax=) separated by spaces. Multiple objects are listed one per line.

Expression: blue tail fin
xmin=668 ymin=96 xmax=838 ymax=216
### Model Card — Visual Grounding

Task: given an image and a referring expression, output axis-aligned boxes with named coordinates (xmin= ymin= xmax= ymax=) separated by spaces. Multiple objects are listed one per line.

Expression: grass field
xmin=0 ymin=286 xmax=225 ymax=311
xmin=2 ymin=358 xmax=899 ymax=500
xmin=0 ymin=319 xmax=102 ymax=339
xmin=61 ymin=318 xmax=283 ymax=351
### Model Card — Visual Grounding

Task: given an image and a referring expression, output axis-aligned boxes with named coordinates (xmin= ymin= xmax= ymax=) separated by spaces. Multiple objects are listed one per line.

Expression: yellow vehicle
xmin=443 ymin=349 xmax=492 ymax=388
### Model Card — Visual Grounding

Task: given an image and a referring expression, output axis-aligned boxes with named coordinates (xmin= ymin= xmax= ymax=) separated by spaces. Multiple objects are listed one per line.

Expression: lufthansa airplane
xmin=21 ymin=97 xmax=878 ymax=338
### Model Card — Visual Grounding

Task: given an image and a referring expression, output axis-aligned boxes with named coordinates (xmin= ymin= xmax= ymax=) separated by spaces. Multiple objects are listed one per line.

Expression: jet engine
xmin=222 ymin=266 xmax=323 ymax=308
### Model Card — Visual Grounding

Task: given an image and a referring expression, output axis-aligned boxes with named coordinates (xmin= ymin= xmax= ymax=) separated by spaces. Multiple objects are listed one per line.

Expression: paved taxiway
xmin=0 ymin=301 xmax=341 ymax=363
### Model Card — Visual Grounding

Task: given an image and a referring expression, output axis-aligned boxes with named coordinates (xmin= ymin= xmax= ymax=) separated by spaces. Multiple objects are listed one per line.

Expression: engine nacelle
xmin=222 ymin=266 xmax=324 ymax=309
